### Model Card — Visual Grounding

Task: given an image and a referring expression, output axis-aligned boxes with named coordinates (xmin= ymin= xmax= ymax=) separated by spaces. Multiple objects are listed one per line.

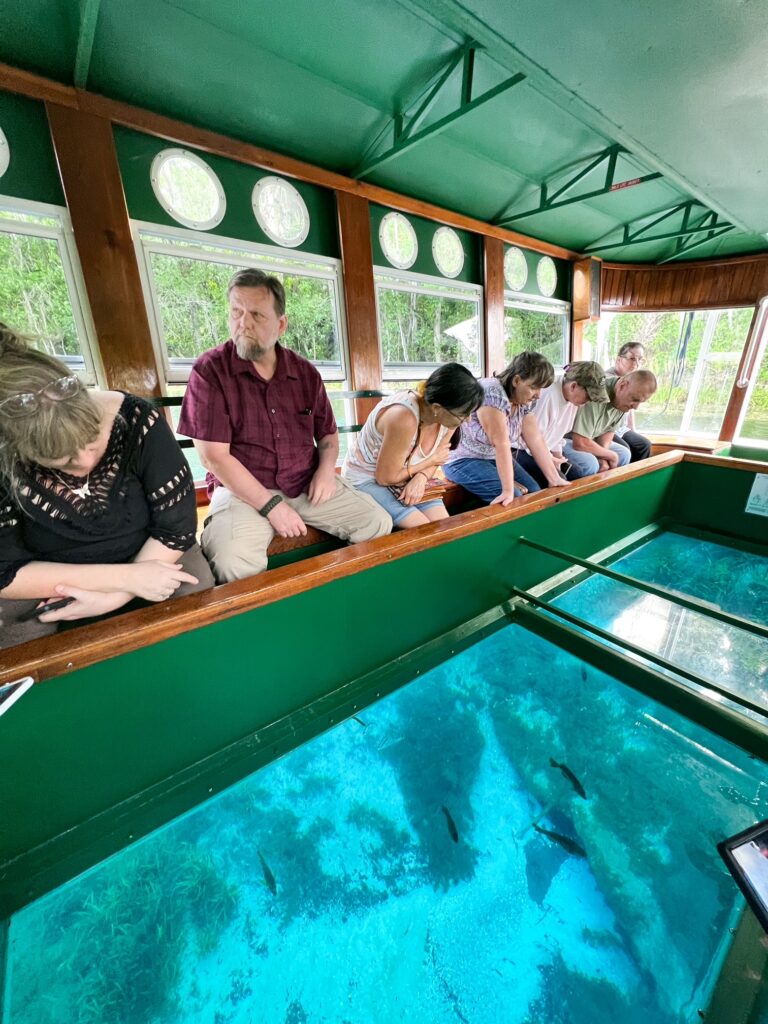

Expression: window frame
xmin=0 ymin=193 xmax=101 ymax=384
xmin=734 ymin=297 xmax=768 ymax=446
xmin=502 ymin=290 xmax=571 ymax=369
xmin=374 ymin=265 xmax=485 ymax=381
xmin=132 ymin=220 xmax=350 ymax=385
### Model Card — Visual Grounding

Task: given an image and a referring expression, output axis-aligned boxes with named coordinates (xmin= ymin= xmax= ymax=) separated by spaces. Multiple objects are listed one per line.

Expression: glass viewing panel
xmin=582 ymin=308 xmax=753 ymax=436
xmin=0 ymin=206 xmax=97 ymax=383
xmin=252 ymin=176 xmax=310 ymax=248
xmin=503 ymin=300 xmax=569 ymax=367
xmin=5 ymin=532 xmax=767 ymax=1023
xmin=150 ymin=149 xmax=226 ymax=231
xmin=137 ymin=233 xmax=345 ymax=383
xmin=536 ymin=256 xmax=557 ymax=297
xmin=376 ymin=274 xmax=482 ymax=379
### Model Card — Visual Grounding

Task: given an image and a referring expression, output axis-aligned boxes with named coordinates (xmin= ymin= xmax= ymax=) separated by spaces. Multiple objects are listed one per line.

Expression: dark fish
xmin=549 ymin=757 xmax=587 ymax=799
xmin=532 ymin=823 xmax=586 ymax=859
xmin=351 ymin=715 xmax=368 ymax=728
xmin=257 ymin=850 xmax=277 ymax=895
xmin=441 ymin=805 xmax=459 ymax=843
xmin=580 ymin=665 xmax=587 ymax=682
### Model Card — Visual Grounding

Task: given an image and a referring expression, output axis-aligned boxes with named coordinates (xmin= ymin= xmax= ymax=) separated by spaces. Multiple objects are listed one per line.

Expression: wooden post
xmin=483 ymin=236 xmax=505 ymax=374
xmin=336 ymin=191 xmax=382 ymax=422
xmin=45 ymin=102 xmax=162 ymax=396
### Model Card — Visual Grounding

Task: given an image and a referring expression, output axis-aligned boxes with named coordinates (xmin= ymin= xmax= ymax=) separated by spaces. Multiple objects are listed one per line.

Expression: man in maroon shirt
xmin=178 ymin=269 xmax=391 ymax=582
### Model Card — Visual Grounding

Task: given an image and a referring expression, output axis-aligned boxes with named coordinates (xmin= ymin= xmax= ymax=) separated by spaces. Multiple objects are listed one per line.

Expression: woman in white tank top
xmin=342 ymin=363 xmax=483 ymax=529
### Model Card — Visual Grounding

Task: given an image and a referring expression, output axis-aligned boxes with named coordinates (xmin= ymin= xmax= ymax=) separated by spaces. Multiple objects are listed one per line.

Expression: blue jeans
xmin=444 ymin=457 xmax=541 ymax=503
xmin=562 ymin=440 xmax=630 ymax=478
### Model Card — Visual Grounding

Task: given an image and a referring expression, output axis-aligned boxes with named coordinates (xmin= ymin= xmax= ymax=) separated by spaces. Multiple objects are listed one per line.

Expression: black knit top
xmin=0 ymin=395 xmax=197 ymax=590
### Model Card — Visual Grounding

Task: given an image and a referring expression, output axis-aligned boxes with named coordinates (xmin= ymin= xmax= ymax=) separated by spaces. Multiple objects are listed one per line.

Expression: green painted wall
xmin=113 ymin=126 xmax=340 ymax=258
xmin=726 ymin=445 xmax=768 ymax=463
xmin=503 ymin=243 xmax=571 ymax=303
xmin=0 ymin=466 xmax=675 ymax=915
xmin=0 ymin=92 xmax=63 ymax=206
xmin=668 ymin=462 xmax=768 ymax=545
xmin=370 ymin=202 xmax=481 ymax=284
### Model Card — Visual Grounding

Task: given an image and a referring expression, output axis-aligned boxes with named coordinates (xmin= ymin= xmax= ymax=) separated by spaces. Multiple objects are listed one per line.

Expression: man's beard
xmin=235 ymin=335 xmax=267 ymax=361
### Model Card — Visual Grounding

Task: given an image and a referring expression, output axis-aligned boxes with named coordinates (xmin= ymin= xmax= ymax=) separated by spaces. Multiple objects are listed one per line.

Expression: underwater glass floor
xmin=6 ymin=531 xmax=768 ymax=1024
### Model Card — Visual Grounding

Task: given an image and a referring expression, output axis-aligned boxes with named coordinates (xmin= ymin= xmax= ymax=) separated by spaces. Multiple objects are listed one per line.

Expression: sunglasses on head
xmin=0 ymin=375 xmax=83 ymax=418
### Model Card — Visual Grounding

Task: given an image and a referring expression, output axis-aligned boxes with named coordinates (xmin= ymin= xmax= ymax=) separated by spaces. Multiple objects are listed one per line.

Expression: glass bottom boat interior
xmin=4 ymin=524 xmax=768 ymax=1024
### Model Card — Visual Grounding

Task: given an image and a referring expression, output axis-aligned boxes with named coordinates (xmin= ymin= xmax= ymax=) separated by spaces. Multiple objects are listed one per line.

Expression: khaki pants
xmin=0 ymin=543 xmax=214 ymax=651
xmin=201 ymin=477 xmax=392 ymax=583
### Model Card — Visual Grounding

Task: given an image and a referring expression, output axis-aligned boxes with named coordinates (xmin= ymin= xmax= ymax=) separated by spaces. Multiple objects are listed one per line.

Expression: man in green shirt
xmin=563 ymin=370 xmax=657 ymax=476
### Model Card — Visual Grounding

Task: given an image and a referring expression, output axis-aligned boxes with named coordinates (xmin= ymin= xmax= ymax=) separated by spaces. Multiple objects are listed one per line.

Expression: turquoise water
xmin=5 ymin=534 xmax=768 ymax=1024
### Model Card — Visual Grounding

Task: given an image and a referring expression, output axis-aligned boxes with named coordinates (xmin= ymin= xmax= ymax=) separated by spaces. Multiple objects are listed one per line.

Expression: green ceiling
xmin=0 ymin=0 xmax=766 ymax=264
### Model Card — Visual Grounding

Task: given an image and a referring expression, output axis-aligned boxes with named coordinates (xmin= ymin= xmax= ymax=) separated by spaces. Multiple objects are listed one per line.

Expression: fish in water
xmin=351 ymin=715 xmax=368 ymax=728
xmin=580 ymin=665 xmax=587 ymax=682
xmin=441 ymin=805 xmax=459 ymax=843
xmin=258 ymin=850 xmax=277 ymax=895
xmin=549 ymin=757 xmax=587 ymax=799
xmin=532 ymin=823 xmax=586 ymax=859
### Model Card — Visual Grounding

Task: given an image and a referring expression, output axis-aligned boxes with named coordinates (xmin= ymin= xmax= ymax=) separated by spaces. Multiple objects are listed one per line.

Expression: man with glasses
xmin=564 ymin=369 xmax=658 ymax=476
xmin=179 ymin=268 xmax=392 ymax=583
xmin=605 ymin=342 xmax=652 ymax=462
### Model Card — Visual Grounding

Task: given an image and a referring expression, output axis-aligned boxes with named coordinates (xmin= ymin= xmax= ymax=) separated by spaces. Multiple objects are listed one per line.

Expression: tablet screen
xmin=719 ymin=820 xmax=768 ymax=933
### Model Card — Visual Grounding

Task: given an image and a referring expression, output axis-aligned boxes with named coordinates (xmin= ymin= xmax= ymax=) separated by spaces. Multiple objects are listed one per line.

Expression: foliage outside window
xmin=136 ymin=228 xmax=346 ymax=384
xmin=375 ymin=272 xmax=483 ymax=380
xmin=503 ymin=298 xmax=569 ymax=368
xmin=0 ymin=202 xmax=98 ymax=383
xmin=582 ymin=308 xmax=755 ymax=436
xmin=736 ymin=300 xmax=768 ymax=443
xmin=150 ymin=149 xmax=226 ymax=231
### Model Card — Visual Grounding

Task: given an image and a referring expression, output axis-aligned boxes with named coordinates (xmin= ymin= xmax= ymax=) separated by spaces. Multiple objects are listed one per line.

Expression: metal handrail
xmin=517 ymin=536 xmax=768 ymax=641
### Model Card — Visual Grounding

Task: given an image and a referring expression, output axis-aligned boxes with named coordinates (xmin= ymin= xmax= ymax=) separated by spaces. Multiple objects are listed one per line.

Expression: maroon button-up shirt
xmin=178 ymin=340 xmax=337 ymax=499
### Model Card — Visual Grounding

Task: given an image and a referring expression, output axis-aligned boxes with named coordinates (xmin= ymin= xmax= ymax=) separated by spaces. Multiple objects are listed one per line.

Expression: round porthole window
xmin=252 ymin=176 xmax=310 ymax=248
xmin=536 ymin=256 xmax=558 ymax=297
xmin=150 ymin=149 xmax=226 ymax=230
xmin=0 ymin=128 xmax=9 ymax=179
xmin=503 ymin=246 xmax=528 ymax=291
xmin=432 ymin=226 xmax=464 ymax=278
xmin=379 ymin=212 xmax=418 ymax=270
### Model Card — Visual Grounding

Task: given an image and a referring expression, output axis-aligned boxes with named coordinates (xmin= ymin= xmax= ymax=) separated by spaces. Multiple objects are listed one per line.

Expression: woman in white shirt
xmin=342 ymin=363 xmax=482 ymax=529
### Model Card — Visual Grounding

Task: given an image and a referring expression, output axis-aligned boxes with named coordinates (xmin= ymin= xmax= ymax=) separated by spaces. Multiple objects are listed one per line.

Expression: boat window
xmin=431 ymin=226 xmax=464 ymax=279
xmin=0 ymin=126 xmax=9 ymax=178
xmin=0 ymin=200 xmax=99 ymax=384
xmin=503 ymin=297 xmax=570 ymax=368
xmin=503 ymin=246 xmax=528 ymax=291
xmin=735 ymin=299 xmax=768 ymax=445
xmin=379 ymin=212 xmax=418 ymax=270
xmin=374 ymin=270 xmax=483 ymax=382
xmin=536 ymin=255 xmax=558 ymax=297
xmin=583 ymin=308 xmax=754 ymax=437
xmin=150 ymin=149 xmax=226 ymax=231
xmin=251 ymin=176 xmax=310 ymax=248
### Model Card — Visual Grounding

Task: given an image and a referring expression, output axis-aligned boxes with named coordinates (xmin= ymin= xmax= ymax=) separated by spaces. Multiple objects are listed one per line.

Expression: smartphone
xmin=718 ymin=819 xmax=768 ymax=934
xmin=17 ymin=597 xmax=75 ymax=623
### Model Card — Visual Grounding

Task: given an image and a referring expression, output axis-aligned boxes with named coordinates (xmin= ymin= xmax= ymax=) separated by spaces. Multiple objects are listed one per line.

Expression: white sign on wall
xmin=745 ymin=474 xmax=768 ymax=517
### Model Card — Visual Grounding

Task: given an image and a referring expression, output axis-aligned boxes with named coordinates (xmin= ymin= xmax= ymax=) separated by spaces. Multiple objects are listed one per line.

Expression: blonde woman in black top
xmin=0 ymin=325 xmax=213 ymax=649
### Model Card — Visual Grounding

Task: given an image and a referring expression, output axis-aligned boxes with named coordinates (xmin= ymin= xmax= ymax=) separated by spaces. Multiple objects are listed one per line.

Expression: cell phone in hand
xmin=17 ymin=597 xmax=75 ymax=623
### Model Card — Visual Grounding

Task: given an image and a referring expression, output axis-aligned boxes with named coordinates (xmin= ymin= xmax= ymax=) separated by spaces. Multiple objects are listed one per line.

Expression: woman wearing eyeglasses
xmin=606 ymin=342 xmax=652 ymax=462
xmin=0 ymin=325 xmax=214 ymax=649
xmin=341 ymin=362 xmax=483 ymax=529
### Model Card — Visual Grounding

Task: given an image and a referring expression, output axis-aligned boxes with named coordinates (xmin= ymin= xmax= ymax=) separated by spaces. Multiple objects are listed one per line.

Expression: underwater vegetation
xmin=10 ymin=837 xmax=238 ymax=1024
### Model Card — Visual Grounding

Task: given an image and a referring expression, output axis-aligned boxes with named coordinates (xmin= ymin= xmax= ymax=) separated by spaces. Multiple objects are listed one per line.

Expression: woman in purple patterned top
xmin=444 ymin=351 xmax=567 ymax=505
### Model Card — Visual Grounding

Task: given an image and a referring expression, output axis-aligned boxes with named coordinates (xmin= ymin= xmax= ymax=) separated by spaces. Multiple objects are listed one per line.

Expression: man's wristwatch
xmin=258 ymin=495 xmax=283 ymax=518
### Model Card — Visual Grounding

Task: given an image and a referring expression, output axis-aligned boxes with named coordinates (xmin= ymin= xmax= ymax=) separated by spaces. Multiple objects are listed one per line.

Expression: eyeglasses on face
xmin=0 ymin=375 xmax=83 ymax=418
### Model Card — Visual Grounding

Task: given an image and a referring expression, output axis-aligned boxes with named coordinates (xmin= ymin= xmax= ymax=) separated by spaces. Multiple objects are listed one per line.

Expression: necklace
xmin=52 ymin=470 xmax=91 ymax=499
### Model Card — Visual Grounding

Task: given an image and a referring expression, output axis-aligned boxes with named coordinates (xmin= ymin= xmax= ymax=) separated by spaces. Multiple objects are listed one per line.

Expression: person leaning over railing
xmin=0 ymin=325 xmax=213 ymax=650
xmin=513 ymin=361 xmax=610 ymax=485
xmin=442 ymin=351 xmax=569 ymax=505
xmin=341 ymin=363 xmax=483 ymax=530
xmin=563 ymin=369 xmax=658 ymax=476
xmin=178 ymin=268 xmax=392 ymax=583
xmin=605 ymin=342 xmax=652 ymax=462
